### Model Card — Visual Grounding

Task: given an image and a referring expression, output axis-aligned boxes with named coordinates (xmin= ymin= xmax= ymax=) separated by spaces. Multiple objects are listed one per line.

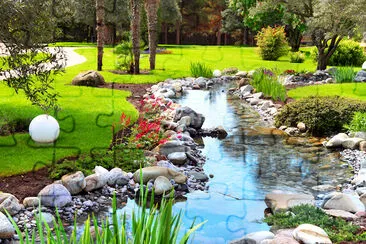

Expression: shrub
xmin=329 ymin=39 xmax=366 ymax=66
xmin=114 ymin=40 xmax=134 ymax=73
xmin=289 ymin=52 xmax=305 ymax=63
xmin=275 ymin=96 xmax=366 ymax=136
xmin=256 ymin=26 xmax=289 ymax=61
xmin=264 ymin=204 xmax=365 ymax=243
xmin=334 ymin=67 xmax=356 ymax=83
xmin=190 ymin=62 xmax=213 ymax=78
xmin=251 ymin=68 xmax=287 ymax=101
xmin=344 ymin=112 xmax=366 ymax=132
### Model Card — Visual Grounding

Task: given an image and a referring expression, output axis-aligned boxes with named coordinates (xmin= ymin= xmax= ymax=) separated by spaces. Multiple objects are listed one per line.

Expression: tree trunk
xmin=96 ymin=0 xmax=105 ymax=71
xmin=314 ymin=34 xmax=343 ymax=70
xmin=217 ymin=19 xmax=222 ymax=46
xmin=144 ymin=0 xmax=160 ymax=70
xmin=176 ymin=21 xmax=180 ymax=45
xmin=130 ymin=0 xmax=141 ymax=74
xmin=164 ymin=22 xmax=168 ymax=44
xmin=286 ymin=25 xmax=302 ymax=52
xmin=243 ymin=27 xmax=249 ymax=45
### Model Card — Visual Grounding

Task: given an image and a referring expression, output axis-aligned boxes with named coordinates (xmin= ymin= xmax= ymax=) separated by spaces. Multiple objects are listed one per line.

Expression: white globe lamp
xmin=213 ymin=69 xmax=222 ymax=77
xmin=29 ymin=114 xmax=60 ymax=143
xmin=362 ymin=61 xmax=366 ymax=70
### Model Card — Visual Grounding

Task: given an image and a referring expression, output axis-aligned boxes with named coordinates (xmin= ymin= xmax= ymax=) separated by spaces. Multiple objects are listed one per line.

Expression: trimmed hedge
xmin=275 ymin=96 xmax=366 ymax=136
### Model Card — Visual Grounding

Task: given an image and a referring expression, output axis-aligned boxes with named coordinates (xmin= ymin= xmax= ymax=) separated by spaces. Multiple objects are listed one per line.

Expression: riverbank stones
xmin=265 ymin=193 xmax=315 ymax=212
xmin=0 ymin=193 xmax=22 ymax=216
xmin=38 ymin=184 xmax=72 ymax=208
xmin=0 ymin=212 xmax=14 ymax=239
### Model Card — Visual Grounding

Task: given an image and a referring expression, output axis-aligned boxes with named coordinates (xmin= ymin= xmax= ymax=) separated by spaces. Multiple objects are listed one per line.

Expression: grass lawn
xmin=288 ymin=83 xmax=366 ymax=101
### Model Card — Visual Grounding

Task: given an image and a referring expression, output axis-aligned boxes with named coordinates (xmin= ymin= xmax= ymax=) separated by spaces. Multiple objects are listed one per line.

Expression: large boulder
xmin=292 ymin=224 xmax=331 ymax=244
xmin=72 ymin=70 xmax=105 ymax=87
xmin=167 ymin=152 xmax=187 ymax=165
xmin=323 ymin=193 xmax=365 ymax=213
xmin=0 ymin=212 xmax=14 ymax=239
xmin=174 ymin=107 xmax=205 ymax=129
xmin=229 ymin=231 xmax=274 ymax=244
xmin=84 ymin=166 xmax=110 ymax=192
xmin=342 ymin=138 xmax=365 ymax=149
xmin=265 ymin=193 xmax=315 ymax=212
xmin=0 ymin=193 xmax=22 ymax=216
xmin=108 ymin=168 xmax=129 ymax=186
xmin=154 ymin=176 xmax=173 ymax=195
xmin=133 ymin=166 xmax=187 ymax=184
xmin=355 ymin=70 xmax=366 ymax=82
xmin=325 ymin=133 xmax=349 ymax=148
xmin=38 ymin=184 xmax=72 ymax=208
xmin=61 ymin=171 xmax=86 ymax=195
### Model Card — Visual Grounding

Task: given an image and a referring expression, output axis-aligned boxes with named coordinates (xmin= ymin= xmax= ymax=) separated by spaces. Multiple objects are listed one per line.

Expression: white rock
xmin=352 ymin=168 xmax=366 ymax=186
xmin=61 ymin=171 xmax=86 ymax=195
xmin=240 ymin=85 xmax=254 ymax=94
xmin=0 ymin=212 xmax=14 ymax=239
xmin=154 ymin=176 xmax=173 ymax=195
xmin=167 ymin=152 xmax=187 ymax=165
xmin=230 ymin=231 xmax=274 ymax=244
xmin=297 ymin=122 xmax=306 ymax=132
xmin=213 ymin=69 xmax=222 ymax=77
xmin=363 ymin=61 xmax=366 ymax=70
xmin=293 ymin=224 xmax=331 ymax=244
xmin=325 ymin=133 xmax=349 ymax=148
xmin=323 ymin=193 xmax=365 ymax=213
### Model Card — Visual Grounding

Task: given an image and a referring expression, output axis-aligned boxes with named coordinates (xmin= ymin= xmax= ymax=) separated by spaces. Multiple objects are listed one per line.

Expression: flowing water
xmin=115 ymin=83 xmax=351 ymax=243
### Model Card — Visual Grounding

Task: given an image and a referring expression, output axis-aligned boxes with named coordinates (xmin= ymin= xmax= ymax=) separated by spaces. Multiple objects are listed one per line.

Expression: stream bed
xmin=117 ymin=83 xmax=351 ymax=243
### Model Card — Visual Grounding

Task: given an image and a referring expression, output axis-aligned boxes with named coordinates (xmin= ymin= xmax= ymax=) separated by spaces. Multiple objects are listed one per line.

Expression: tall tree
xmin=130 ymin=0 xmax=141 ymax=74
xmin=96 ymin=0 xmax=105 ymax=71
xmin=144 ymin=0 xmax=160 ymax=70
xmin=159 ymin=0 xmax=182 ymax=44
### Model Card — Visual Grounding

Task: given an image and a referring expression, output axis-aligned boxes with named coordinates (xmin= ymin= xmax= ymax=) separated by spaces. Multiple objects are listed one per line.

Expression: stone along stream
xmin=119 ymin=83 xmax=351 ymax=243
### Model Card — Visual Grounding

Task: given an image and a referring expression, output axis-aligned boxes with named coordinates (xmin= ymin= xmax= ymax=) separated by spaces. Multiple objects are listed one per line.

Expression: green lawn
xmin=288 ymin=83 xmax=366 ymax=101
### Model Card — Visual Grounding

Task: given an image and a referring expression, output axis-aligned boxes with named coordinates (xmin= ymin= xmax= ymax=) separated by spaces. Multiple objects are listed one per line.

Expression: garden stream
xmin=83 ymin=83 xmax=352 ymax=243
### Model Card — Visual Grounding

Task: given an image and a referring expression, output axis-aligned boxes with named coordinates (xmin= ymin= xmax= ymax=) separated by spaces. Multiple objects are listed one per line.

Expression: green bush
xmin=289 ymin=52 xmax=305 ymax=63
xmin=256 ymin=26 xmax=289 ymax=61
xmin=190 ymin=62 xmax=213 ymax=78
xmin=264 ymin=204 xmax=365 ymax=243
xmin=329 ymin=39 xmax=366 ymax=66
xmin=344 ymin=112 xmax=366 ymax=132
xmin=275 ymin=96 xmax=366 ymax=136
xmin=114 ymin=40 xmax=134 ymax=73
xmin=251 ymin=68 xmax=287 ymax=101
xmin=334 ymin=67 xmax=356 ymax=83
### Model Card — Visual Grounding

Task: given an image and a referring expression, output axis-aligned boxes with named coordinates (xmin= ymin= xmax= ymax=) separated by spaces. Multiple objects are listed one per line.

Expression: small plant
xmin=256 ymin=26 xmax=289 ymax=61
xmin=251 ymin=68 xmax=287 ymax=101
xmin=344 ymin=112 xmax=366 ymax=132
xmin=190 ymin=62 xmax=213 ymax=78
xmin=334 ymin=67 xmax=356 ymax=83
xmin=289 ymin=52 xmax=305 ymax=63
xmin=114 ymin=40 xmax=134 ymax=73
xmin=264 ymin=204 xmax=365 ymax=243
xmin=282 ymin=69 xmax=297 ymax=75
xmin=275 ymin=96 xmax=366 ymax=136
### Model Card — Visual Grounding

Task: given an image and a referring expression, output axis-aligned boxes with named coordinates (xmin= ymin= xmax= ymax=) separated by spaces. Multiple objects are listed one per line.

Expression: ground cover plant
xmin=275 ymin=96 xmax=366 ymax=136
xmin=264 ymin=204 xmax=365 ymax=243
xmin=344 ymin=112 xmax=366 ymax=132
xmin=251 ymin=68 xmax=287 ymax=101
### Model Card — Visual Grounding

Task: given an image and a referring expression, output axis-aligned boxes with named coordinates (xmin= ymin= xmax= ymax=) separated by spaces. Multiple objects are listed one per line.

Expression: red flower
xmin=158 ymin=139 xmax=168 ymax=145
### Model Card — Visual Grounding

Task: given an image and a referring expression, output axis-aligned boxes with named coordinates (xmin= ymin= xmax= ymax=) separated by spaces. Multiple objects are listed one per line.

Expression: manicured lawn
xmin=288 ymin=83 xmax=366 ymax=101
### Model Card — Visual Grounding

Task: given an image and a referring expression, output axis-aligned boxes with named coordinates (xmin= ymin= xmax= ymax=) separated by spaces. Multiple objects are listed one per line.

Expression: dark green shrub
xmin=256 ymin=26 xmax=289 ymax=61
xmin=190 ymin=62 xmax=213 ymax=78
xmin=251 ymin=68 xmax=287 ymax=101
xmin=114 ymin=40 xmax=134 ymax=73
xmin=329 ymin=39 xmax=366 ymax=66
xmin=289 ymin=51 xmax=305 ymax=63
xmin=264 ymin=204 xmax=364 ymax=243
xmin=344 ymin=112 xmax=366 ymax=132
xmin=275 ymin=96 xmax=366 ymax=136
xmin=334 ymin=67 xmax=356 ymax=83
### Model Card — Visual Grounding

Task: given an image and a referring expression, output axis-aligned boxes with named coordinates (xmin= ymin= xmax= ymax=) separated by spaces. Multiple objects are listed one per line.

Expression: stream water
xmin=115 ymin=83 xmax=351 ymax=243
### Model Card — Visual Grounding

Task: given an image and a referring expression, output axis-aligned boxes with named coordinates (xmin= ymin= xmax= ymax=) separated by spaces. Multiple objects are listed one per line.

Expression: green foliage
xmin=256 ymin=26 xmax=289 ymax=61
xmin=114 ymin=39 xmax=134 ymax=73
xmin=275 ymin=96 xmax=366 ymax=136
xmin=251 ymin=68 xmax=286 ymax=101
xmin=289 ymin=52 xmax=305 ymax=63
xmin=334 ymin=67 xmax=356 ymax=83
xmin=329 ymin=40 xmax=366 ymax=67
xmin=344 ymin=112 xmax=366 ymax=132
xmin=7 ymin=182 xmax=205 ymax=243
xmin=190 ymin=62 xmax=213 ymax=78
xmin=264 ymin=204 xmax=364 ymax=243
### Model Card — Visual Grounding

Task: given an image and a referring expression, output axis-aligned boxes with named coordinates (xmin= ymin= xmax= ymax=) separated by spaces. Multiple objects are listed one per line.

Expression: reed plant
xmin=334 ymin=67 xmax=356 ymax=83
xmin=251 ymin=68 xmax=287 ymax=102
xmin=190 ymin=62 xmax=213 ymax=78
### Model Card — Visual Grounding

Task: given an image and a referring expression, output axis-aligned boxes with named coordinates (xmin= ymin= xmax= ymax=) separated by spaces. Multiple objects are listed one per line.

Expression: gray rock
xmin=189 ymin=171 xmax=209 ymax=181
xmin=355 ymin=132 xmax=366 ymax=140
xmin=155 ymin=140 xmax=190 ymax=156
xmin=260 ymin=101 xmax=273 ymax=111
xmin=323 ymin=193 xmax=365 ymax=213
xmin=292 ymin=224 xmax=331 ymax=244
xmin=230 ymin=231 xmax=274 ymax=244
xmin=284 ymin=127 xmax=298 ymax=136
xmin=178 ymin=116 xmax=192 ymax=127
xmin=265 ymin=193 xmax=314 ymax=212
xmin=342 ymin=138 xmax=365 ymax=149
xmin=0 ymin=212 xmax=14 ymax=238
xmin=0 ymin=193 xmax=22 ymax=216
xmin=72 ymin=70 xmax=105 ymax=87
xmin=61 ymin=171 xmax=86 ymax=195
xmin=240 ymin=85 xmax=254 ymax=94
xmin=37 ymin=212 xmax=55 ymax=227
xmin=355 ymin=70 xmax=366 ymax=82
xmin=174 ymin=106 xmax=205 ymax=129
xmin=38 ymin=184 xmax=72 ymax=208
xmin=248 ymin=98 xmax=259 ymax=105
xmin=252 ymin=92 xmax=263 ymax=99
xmin=325 ymin=133 xmax=349 ymax=147
xmin=325 ymin=78 xmax=334 ymax=83
xmin=352 ymin=168 xmax=366 ymax=186
xmin=195 ymin=77 xmax=207 ymax=88
xmin=311 ymin=185 xmax=335 ymax=192
xmin=235 ymin=71 xmax=247 ymax=78
xmin=156 ymin=160 xmax=181 ymax=172
xmin=133 ymin=166 xmax=187 ymax=184
xmin=155 ymin=88 xmax=175 ymax=98
xmin=23 ymin=197 xmax=40 ymax=208
xmin=296 ymin=122 xmax=306 ymax=132
xmin=324 ymin=209 xmax=358 ymax=220
xmin=154 ymin=176 xmax=173 ymax=195
xmin=167 ymin=152 xmax=187 ymax=165
xmin=108 ymin=168 xmax=129 ymax=186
